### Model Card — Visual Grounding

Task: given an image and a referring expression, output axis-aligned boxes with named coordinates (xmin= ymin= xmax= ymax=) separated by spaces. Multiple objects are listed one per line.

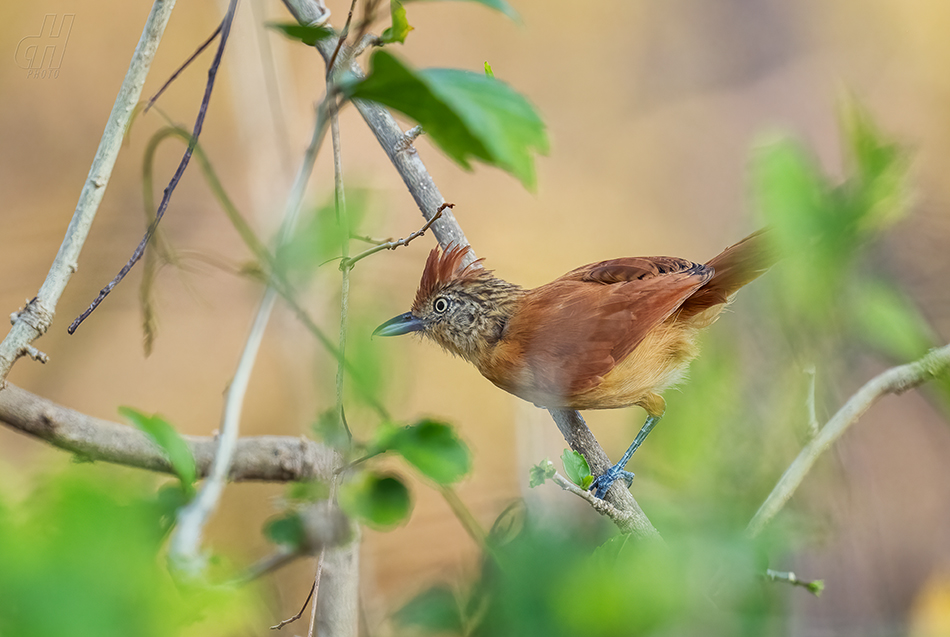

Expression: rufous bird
xmin=374 ymin=230 xmax=774 ymax=497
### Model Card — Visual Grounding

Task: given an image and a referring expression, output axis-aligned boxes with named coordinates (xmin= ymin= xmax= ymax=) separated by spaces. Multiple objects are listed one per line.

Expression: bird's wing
xmin=504 ymin=257 xmax=712 ymax=400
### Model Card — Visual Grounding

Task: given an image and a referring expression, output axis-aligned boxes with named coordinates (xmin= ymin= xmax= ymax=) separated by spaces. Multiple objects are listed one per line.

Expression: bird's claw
xmin=588 ymin=466 xmax=635 ymax=499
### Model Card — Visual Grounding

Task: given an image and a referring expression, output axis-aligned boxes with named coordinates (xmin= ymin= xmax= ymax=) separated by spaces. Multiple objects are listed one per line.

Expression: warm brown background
xmin=2 ymin=1 xmax=950 ymax=634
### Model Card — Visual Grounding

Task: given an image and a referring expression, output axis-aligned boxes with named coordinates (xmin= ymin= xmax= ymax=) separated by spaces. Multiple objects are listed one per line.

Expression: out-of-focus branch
xmin=0 ymin=383 xmax=337 ymax=482
xmin=748 ymin=343 xmax=950 ymax=537
xmin=0 ymin=0 xmax=176 ymax=381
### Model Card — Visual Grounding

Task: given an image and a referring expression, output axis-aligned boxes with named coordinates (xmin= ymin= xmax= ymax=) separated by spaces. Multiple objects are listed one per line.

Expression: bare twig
xmin=0 ymin=383 xmax=338 ymax=482
xmin=169 ymin=93 xmax=331 ymax=575
xmin=764 ymin=569 xmax=824 ymax=597
xmin=748 ymin=344 xmax=950 ymax=537
xmin=393 ymin=125 xmax=423 ymax=154
xmin=804 ymin=365 xmax=819 ymax=439
xmin=68 ymin=0 xmax=240 ymax=335
xmin=145 ymin=22 xmax=223 ymax=112
xmin=548 ymin=408 xmax=659 ymax=539
xmin=543 ymin=462 xmax=630 ymax=522
xmin=0 ymin=0 xmax=176 ymax=381
xmin=272 ymin=579 xmax=315 ymax=630
xmin=341 ymin=203 xmax=453 ymax=270
xmin=307 ymin=548 xmax=327 ymax=637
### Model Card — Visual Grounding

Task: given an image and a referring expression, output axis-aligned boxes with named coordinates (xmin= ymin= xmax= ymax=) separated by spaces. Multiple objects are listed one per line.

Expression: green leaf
xmin=560 ymin=449 xmax=591 ymax=488
xmin=346 ymin=51 xmax=548 ymax=189
xmin=383 ymin=420 xmax=471 ymax=485
xmin=484 ymin=61 xmax=494 ymax=77
xmin=339 ymin=471 xmax=412 ymax=529
xmin=120 ymin=407 xmax=196 ymax=491
xmin=851 ymin=279 xmax=935 ymax=361
xmin=263 ymin=512 xmax=306 ymax=549
xmin=380 ymin=0 xmax=414 ymax=44
xmin=286 ymin=480 xmax=331 ymax=503
xmin=528 ymin=459 xmax=556 ymax=488
xmin=268 ymin=22 xmax=334 ymax=46
xmin=405 ymin=0 xmax=520 ymax=22
xmin=394 ymin=586 xmax=463 ymax=632
xmin=312 ymin=409 xmax=351 ymax=451
xmin=487 ymin=500 xmax=526 ymax=547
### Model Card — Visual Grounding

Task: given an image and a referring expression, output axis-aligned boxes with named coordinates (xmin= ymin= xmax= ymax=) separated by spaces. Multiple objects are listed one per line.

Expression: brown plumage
xmin=374 ymin=230 xmax=774 ymax=496
xmin=378 ymin=230 xmax=772 ymax=415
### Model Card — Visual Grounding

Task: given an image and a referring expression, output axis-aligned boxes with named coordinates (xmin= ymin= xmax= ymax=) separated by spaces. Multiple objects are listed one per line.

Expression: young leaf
xmin=484 ymin=61 xmax=494 ymax=77
xmin=268 ymin=22 xmax=334 ymax=46
xmin=263 ymin=512 xmax=306 ymax=549
xmin=380 ymin=0 xmax=414 ymax=44
xmin=120 ymin=407 xmax=196 ymax=490
xmin=394 ymin=586 xmax=464 ymax=633
xmin=339 ymin=471 xmax=412 ymax=529
xmin=560 ymin=449 xmax=591 ymax=488
xmin=345 ymin=51 xmax=548 ymax=189
xmin=385 ymin=419 xmax=472 ymax=485
xmin=528 ymin=459 xmax=556 ymax=488
xmin=405 ymin=0 xmax=520 ymax=22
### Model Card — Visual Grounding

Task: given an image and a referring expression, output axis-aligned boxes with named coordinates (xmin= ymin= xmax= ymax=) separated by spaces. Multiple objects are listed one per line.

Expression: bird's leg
xmin=589 ymin=413 xmax=662 ymax=499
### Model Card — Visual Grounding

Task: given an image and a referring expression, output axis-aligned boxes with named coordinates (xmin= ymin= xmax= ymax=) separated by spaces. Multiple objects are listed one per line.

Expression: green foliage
xmin=345 ymin=50 xmax=548 ymax=188
xmin=398 ymin=511 xmax=782 ymax=637
xmin=263 ymin=512 xmax=305 ymax=549
xmin=528 ymin=459 xmax=555 ymax=488
xmin=339 ymin=471 xmax=412 ymax=528
xmin=313 ymin=408 xmax=352 ymax=452
xmin=286 ymin=480 xmax=332 ymax=503
xmin=380 ymin=0 xmax=414 ymax=44
xmin=483 ymin=61 xmax=494 ymax=77
xmin=373 ymin=419 xmax=472 ymax=485
xmin=268 ymin=22 xmax=334 ymax=46
xmin=394 ymin=586 xmax=465 ymax=633
xmin=560 ymin=449 xmax=592 ymax=490
xmin=120 ymin=407 xmax=196 ymax=494
xmin=0 ymin=468 xmax=258 ymax=637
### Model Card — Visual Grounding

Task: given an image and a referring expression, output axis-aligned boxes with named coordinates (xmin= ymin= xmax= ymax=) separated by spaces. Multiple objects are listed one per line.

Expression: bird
xmin=374 ymin=230 xmax=774 ymax=498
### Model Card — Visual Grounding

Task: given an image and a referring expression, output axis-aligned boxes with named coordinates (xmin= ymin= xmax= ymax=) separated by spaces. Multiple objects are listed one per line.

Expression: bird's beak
xmin=373 ymin=312 xmax=424 ymax=337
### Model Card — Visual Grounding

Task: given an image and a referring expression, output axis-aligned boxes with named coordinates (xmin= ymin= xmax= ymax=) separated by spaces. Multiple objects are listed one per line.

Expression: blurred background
xmin=2 ymin=0 xmax=950 ymax=634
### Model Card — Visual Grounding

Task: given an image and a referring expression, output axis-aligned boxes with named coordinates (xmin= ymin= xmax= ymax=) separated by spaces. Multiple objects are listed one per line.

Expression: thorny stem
xmin=340 ymin=203 xmax=453 ymax=270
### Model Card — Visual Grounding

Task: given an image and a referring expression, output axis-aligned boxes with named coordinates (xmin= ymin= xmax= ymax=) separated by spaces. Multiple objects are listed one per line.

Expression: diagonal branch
xmin=0 ymin=383 xmax=338 ymax=482
xmin=68 ymin=0 xmax=240 ymax=335
xmin=0 ymin=0 xmax=177 ymax=382
xmin=747 ymin=343 xmax=950 ymax=537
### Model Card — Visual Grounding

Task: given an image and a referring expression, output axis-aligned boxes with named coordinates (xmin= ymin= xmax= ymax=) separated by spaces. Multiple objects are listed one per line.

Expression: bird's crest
xmin=413 ymin=244 xmax=486 ymax=310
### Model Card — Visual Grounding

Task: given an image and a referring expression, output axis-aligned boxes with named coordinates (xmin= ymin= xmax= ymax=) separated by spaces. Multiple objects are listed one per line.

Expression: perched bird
xmin=374 ymin=230 xmax=774 ymax=497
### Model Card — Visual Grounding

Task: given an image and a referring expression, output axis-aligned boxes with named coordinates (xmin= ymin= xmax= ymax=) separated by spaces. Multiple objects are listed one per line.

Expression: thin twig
xmin=168 ymin=92 xmax=332 ymax=576
xmin=68 ymin=0 xmax=240 ymax=335
xmin=804 ymin=365 xmax=819 ymax=439
xmin=330 ymin=91 xmax=353 ymax=440
xmin=307 ymin=548 xmax=327 ymax=637
xmin=764 ymin=569 xmax=824 ymax=597
xmin=0 ymin=0 xmax=176 ymax=381
xmin=439 ymin=486 xmax=488 ymax=549
xmin=341 ymin=203 xmax=453 ymax=270
xmin=546 ymin=464 xmax=630 ymax=522
xmin=144 ymin=23 xmax=223 ymax=112
xmin=748 ymin=344 xmax=950 ymax=537
xmin=272 ymin=574 xmax=316 ymax=630
xmin=325 ymin=0 xmax=359 ymax=77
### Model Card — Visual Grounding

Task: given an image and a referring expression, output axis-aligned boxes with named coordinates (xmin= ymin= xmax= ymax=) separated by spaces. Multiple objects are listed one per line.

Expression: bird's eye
xmin=433 ymin=297 xmax=449 ymax=313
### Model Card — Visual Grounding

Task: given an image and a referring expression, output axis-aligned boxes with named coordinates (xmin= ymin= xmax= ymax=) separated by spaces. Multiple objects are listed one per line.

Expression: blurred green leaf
xmin=263 ymin=512 xmax=305 ymax=549
xmin=851 ymin=279 xmax=935 ymax=361
xmin=287 ymin=480 xmax=331 ymax=504
xmin=380 ymin=0 xmax=414 ymax=44
xmin=484 ymin=61 xmax=494 ymax=77
xmin=560 ymin=449 xmax=591 ymax=488
xmin=487 ymin=500 xmax=526 ymax=547
xmin=380 ymin=419 xmax=471 ymax=485
xmin=405 ymin=0 xmax=520 ymax=22
xmin=312 ymin=408 xmax=352 ymax=451
xmin=528 ymin=460 xmax=556 ymax=488
xmin=120 ymin=407 xmax=196 ymax=493
xmin=839 ymin=97 xmax=910 ymax=232
xmin=339 ymin=471 xmax=412 ymax=529
xmin=276 ymin=202 xmax=345 ymax=277
xmin=0 ymin=468 xmax=258 ymax=637
xmin=394 ymin=585 xmax=464 ymax=633
xmin=345 ymin=51 xmax=548 ymax=189
xmin=268 ymin=22 xmax=334 ymax=46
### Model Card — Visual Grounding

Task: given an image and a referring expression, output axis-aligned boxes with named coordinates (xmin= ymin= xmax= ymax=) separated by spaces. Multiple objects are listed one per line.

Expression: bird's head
xmin=373 ymin=244 xmax=522 ymax=363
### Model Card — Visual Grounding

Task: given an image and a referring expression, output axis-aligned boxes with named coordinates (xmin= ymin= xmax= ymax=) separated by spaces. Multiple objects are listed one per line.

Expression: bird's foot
xmin=588 ymin=466 xmax=635 ymax=499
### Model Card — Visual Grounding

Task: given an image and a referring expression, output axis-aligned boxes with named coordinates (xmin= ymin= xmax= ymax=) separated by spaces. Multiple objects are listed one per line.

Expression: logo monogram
xmin=15 ymin=14 xmax=75 ymax=79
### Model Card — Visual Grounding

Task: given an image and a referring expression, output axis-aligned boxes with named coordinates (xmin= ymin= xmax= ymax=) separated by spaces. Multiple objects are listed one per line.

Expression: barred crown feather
xmin=412 ymin=244 xmax=488 ymax=312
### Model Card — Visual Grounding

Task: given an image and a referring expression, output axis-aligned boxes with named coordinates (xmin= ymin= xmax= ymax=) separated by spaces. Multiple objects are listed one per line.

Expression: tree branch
xmin=0 ymin=0 xmax=177 ymax=381
xmin=748 ymin=343 xmax=950 ymax=537
xmin=0 ymin=383 xmax=338 ymax=482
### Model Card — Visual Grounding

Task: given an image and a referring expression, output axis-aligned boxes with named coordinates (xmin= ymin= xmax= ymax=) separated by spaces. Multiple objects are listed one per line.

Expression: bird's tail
xmin=678 ymin=228 xmax=776 ymax=318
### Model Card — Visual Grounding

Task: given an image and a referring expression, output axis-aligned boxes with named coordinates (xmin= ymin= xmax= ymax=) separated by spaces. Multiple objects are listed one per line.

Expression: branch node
xmin=394 ymin=125 xmax=424 ymax=154
xmin=22 ymin=346 xmax=49 ymax=364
